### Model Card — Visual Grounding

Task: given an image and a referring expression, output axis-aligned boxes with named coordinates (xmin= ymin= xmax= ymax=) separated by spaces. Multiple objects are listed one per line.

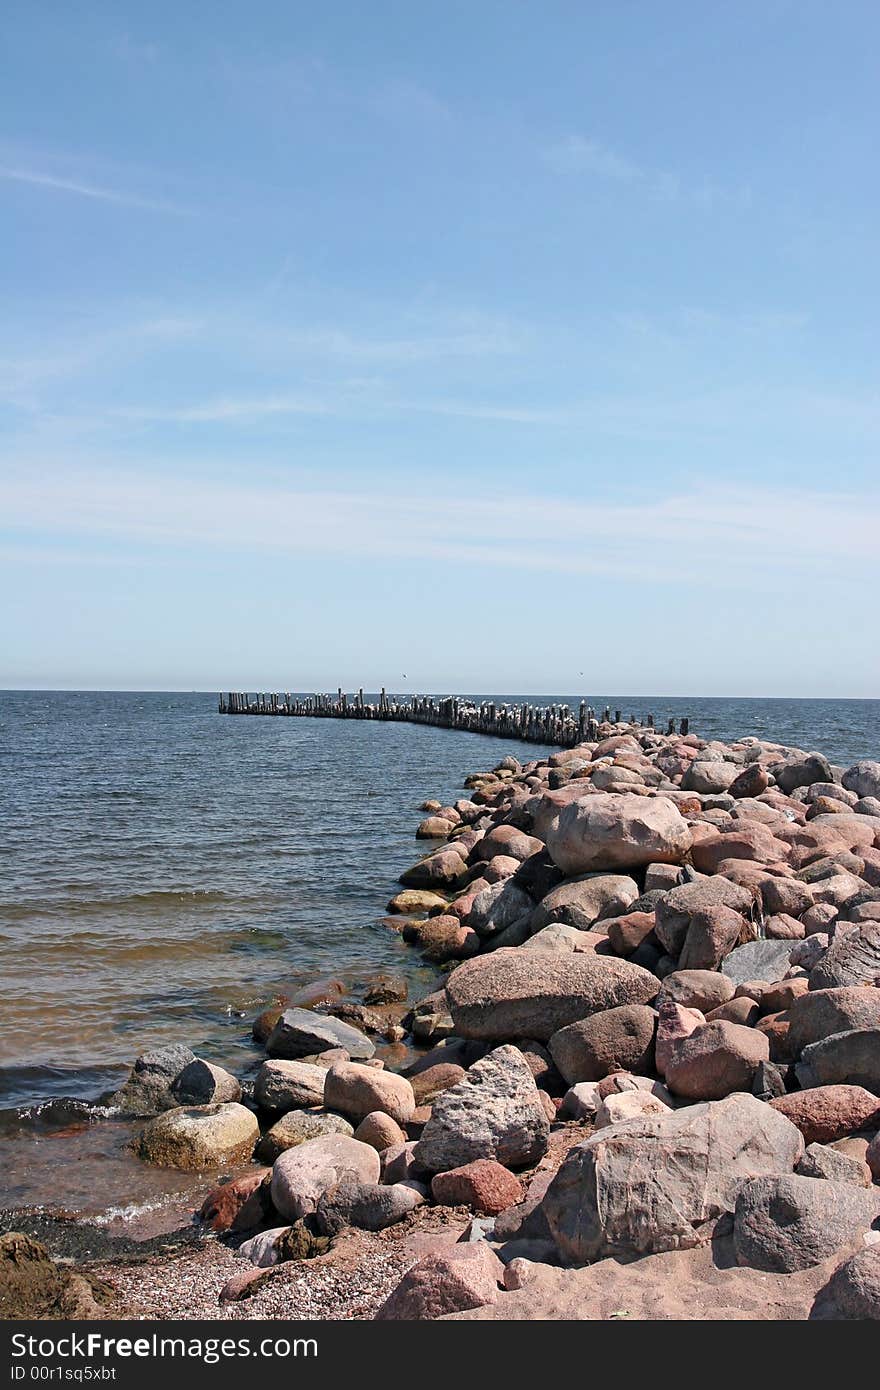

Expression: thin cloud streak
xmin=0 ymin=165 xmax=188 ymax=213
xmin=1 ymin=469 xmax=876 ymax=587
xmin=544 ymin=135 xmax=751 ymax=209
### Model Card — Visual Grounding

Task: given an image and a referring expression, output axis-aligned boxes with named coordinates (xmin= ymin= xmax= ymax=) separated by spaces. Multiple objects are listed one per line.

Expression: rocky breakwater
xmin=44 ymin=730 xmax=880 ymax=1321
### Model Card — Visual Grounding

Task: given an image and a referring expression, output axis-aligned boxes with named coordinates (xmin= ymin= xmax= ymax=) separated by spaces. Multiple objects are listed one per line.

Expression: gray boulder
xmin=811 ymin=1247 xmax=880 ymax=1319
xmin=413 ymin=1045 xmax=549 ymax=1174
xmin=270 ymin=1135 xmax=381 ymax=1221
xmin=265 ymin=1008 xmax=375 ymax=1060
xmin=529 ymin=874 xmax=639 ymax=932
xmin=842 ymin=760 xmax=880 ymax=801
xmin=253 ymin=1059 xmax=327 ymax=1113
xmin=808 ymin=922 xmax=880 ymax=990
xmin=171 ymin=1059 xmax=241 ymax=1106
xmin=721 ymin=939 xmax=793 ymax=986
xmin=313 ymin=1180 xmax=424 ymax=1235
xmin=787 ymin=986 xmax=880 ymax=1055
xmin=467 ymin=880 xmax=534 ymax=938
xmin=798 ymin=1028 xmax=880 ymax=1092
xmin=796 ymin=1143 xmax=872 ymax=1186
xmin=733 ymin=1174 xmax=880 ymax=1272
xmin=772 ymin=753 xmax=834 ymax=795
xmin=110 ymin=1044 xmax=196 ymax=1116
xmin=541 ymin=1092 xmax=804 ymax=1264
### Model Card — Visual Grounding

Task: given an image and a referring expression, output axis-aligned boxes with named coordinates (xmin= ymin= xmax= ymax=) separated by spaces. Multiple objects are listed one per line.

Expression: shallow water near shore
xmin=0 ymin=688 xmax=877 ymax=1220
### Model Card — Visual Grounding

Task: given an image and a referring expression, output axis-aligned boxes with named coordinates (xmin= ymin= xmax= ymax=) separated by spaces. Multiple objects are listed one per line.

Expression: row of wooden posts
xmin=218 ymin=690 xmax=690 ymax=747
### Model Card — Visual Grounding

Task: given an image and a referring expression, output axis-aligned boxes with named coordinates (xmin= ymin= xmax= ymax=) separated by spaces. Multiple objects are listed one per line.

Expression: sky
xmin=1 ymin=1 xmax=878 ymax=696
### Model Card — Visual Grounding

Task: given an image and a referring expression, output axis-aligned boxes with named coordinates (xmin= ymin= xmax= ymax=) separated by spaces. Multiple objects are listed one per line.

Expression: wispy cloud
xmin=1 ymin=469 xmax=875 ymax=587
xmin=544 ymin=135 xmax=751 ymax=210
xmin=0 ymin=165 xmax=188 ymax=213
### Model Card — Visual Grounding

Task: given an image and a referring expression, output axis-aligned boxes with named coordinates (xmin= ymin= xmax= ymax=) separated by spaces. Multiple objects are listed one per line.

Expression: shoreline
xmin=3 ymin=719 xmax=880 ymax=1320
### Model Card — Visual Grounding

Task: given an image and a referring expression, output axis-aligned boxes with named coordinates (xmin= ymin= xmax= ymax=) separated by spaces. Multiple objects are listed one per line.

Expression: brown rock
xmin=665 ymin=1021 xmax=770 ymax=1100
xmin=658 ymin=969 xmax=736 ymax=1014
xmin=548 ymin=1005 xmax=657 ymax=1084
xmin=431 ymin=1160 xmax=524 ymax=1214
xmin=604 ymin=911 xmax=657 ymax=955
xmin=410 ymin=1063 xmax=467 ymax=1106
xmin=769 ymin=1086 xmax=880 ymax=1145
xmin=198 ymin=1168 xmax=270 ymax=1233
xmin=353 ymin=1112 xmax=407 ymax=1152
xmin=375 ymin=1243 xmax=503 ymax=1320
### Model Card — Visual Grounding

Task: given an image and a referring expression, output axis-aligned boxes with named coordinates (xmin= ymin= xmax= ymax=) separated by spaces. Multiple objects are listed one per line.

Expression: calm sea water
xmin=0 ymin=690 xmax=877 ymax=1221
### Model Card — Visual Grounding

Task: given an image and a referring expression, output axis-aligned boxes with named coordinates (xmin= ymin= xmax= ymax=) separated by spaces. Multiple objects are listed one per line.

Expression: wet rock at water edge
xmin=132 ymin=1102 xmax=259 ymax=1171
xmin=265 ymin=1007 xmax=376 ymax=1061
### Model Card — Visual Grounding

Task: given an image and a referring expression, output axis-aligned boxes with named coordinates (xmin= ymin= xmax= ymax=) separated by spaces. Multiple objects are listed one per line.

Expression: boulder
xmin=548 ymin=1005 xmax=656 ymax=1084
xmin=253 ymin=1060 xmax=327 ymax=1114
xmin=431 ymin=1160 xmax=524 ymax=1215
xmin=530 ymin=874 xmax=639 ymax=932
xmin=729 ymin=764 xmax=770 ymax=799
xmin=655 ymin=1000 xmax=705 ymax=1075
xmin=171 ymin=1060 xmax=241 ymax=1106
xmin=797 ymin=1143 xmax=872 ymax=1186
xmin=413 ymin=1046 xmax=550 ymax=1174
xmin=657 ymin=969 xmax=735 ymax=1013
xmin=769 ymin=1085 xmax=880 ymax=1145
xmin=132 ymin=1102 xmax=259 ymax=1171
xmin=544 ymin=794 xmax=692 ymax=875
xmin=542 ymin=1093 xmax=804 ymax=1264
xmin=811 ymin=1247 xmax=880 ymax=1319
xmin=842 ymin=761 xmax=880 ymax=801
xmin=399 ymin=848 xmax=470 ymax=891
xmin=773 ymin=753 xmax=835 ymax=795
xmin=682 ymin=760 xmax=739 ymax=794
xmin=375 ymin=1243 xmax=503 ymax=1320
xmin=265 ymin=1008 xmax=375 ymax=1061
xmin=594 ymin=1090 xmax=672 ymax=1128
xmin=255 ymin=1109 xmax=353 ymax=1162
xmin=313 ymin=1180 xmax=424 ymax=1236
xmin=678 ymin=906 xmax=747 ymax=972
xmin=760 ymin=877 xmax=815 ymax=918
xmin=471 ymin=825 xmax=544 ymax=863
xmin=655 ymin=877 xmax=754 ymax=958
xmin=409 ymin=1063 xmax=467 ymax=1106
xmin=236 ymin=1227 xmax=293 ymax=1269
xmin=110 ymin=1044 xmax=197 ymax=1116
xmin=386 ymin=889 xmax=449 ymax=915
xmin=323 ymin=1061 xmax=415 ymax=1125
xmin=664 ymin=1021 xmax=769 ymax=1100
xmin=808 ymin=923 xmax=880 ymax=990
xmin=445 ymin=948 xmax=658 ymax=1042
xmin=798 ymin=1029 xmax=880 ymax=1092
xmin=604 ymin=911 xmax=657 ymax=955
xmin=416 ymin=916 xmax=480 ymax=962
xmin=198 ymin=1168 xmax=271 ymax=1233
xmin=353 ymin=1112 xmax=407 ymax=1152
xmin=733 ymin=1175 xmax=880 ymax=1272
xmin=270 ymin=1135 xmax=381 ymax=1221
xmin=467 ymin=880 xmax=533 ymax=938
xmin=417 ymin=816 xmax=456 ymax=839
xmin=721 ymin=939 xmax=793 ymax=986
xmin=787 ymin=986 xmax=880 ymax=1054
xmin=691 ymin=826 xmax=790 ymax=875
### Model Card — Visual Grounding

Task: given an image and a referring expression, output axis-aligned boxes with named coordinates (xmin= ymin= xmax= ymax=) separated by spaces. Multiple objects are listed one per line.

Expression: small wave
xmin=89 ymin=1193 xmax=184 ymax=1227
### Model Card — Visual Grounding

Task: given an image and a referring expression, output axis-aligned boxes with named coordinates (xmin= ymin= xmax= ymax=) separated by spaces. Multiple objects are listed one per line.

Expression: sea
xmin=0 ymin=690 xmax=877 ymax=1226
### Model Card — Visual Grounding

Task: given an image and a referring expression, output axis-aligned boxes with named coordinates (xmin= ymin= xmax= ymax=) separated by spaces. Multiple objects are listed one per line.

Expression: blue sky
xmin=1 ymin=1 xmax=877 ymax=695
